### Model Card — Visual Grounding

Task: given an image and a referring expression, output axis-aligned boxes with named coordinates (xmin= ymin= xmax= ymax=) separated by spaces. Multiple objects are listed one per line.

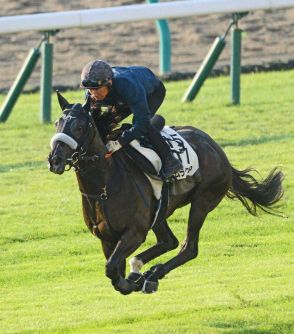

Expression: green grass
xmin=0 ymin=70 xmax=294 ymax=334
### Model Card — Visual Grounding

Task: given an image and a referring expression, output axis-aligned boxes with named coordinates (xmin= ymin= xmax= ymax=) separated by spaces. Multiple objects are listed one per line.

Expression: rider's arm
xmin=115 ymin=77 xmax=150 ymax=146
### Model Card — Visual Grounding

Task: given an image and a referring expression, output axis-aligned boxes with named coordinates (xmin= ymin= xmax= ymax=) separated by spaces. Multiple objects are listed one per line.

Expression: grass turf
xmin=0 ymin=70 xmax=293 ymax=333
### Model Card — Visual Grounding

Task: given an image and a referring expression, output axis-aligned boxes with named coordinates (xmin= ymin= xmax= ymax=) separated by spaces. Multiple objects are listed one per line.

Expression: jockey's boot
xmin=148 ymin=125 xmax=182 ymax=179
xmin=163 ymin=154 xmax=183 ymax=179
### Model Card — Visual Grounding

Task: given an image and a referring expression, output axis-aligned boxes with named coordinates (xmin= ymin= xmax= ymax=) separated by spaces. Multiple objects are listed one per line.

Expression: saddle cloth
xmin=161 ymin=126 xmax=199 ymax=179
xmin=129 ymin=126 xmax=199 ymax=199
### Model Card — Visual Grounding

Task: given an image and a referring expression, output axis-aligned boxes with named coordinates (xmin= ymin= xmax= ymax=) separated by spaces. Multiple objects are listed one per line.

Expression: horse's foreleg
xmin=101 ymin=240 xmax=126 ymax=277
xmin=129 ymin=220 xmax=179 ymax=274
xmin=105 ymin=227 xmax=146 ymax=295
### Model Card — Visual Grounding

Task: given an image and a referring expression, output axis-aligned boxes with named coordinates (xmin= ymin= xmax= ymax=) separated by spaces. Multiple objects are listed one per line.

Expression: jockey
xmin=80 ymin=59 xmax=182 ymax=179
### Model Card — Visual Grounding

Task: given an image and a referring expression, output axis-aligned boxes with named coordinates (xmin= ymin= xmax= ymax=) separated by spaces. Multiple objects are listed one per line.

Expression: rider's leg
xmin=148 ymin=125 xmax=182 ymax=179
xmin=147 ymin=81 xmax=182 ymax=178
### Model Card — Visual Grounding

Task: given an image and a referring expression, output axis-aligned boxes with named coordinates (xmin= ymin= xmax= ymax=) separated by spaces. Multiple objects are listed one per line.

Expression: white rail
xmin=0 ymin=0 xmax=294 ymax=34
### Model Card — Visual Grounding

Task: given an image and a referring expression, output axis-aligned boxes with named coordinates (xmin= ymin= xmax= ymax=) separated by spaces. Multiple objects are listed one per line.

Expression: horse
xmin=48 ymin=92 xmax=284 ymax=295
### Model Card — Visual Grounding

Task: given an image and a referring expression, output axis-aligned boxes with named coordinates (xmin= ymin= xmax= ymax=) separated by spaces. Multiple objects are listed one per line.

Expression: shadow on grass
xmin=0 ymin=160 xmax=46 ymax=173
xmin=220 ymin=134 xmax=294 ymax=148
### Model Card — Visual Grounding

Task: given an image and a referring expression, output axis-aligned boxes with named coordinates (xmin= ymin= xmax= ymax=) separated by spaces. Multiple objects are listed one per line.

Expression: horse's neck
xmin=75 ymin=130 xmax=116 ymax=196
xmin=75 ymin=160 xmax=108 ymax=196
xmin=75 ymin=152 xmax=126 ymax=197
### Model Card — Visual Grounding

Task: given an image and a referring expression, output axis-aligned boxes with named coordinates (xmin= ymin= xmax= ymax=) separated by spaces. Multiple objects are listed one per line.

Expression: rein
xmin=66 ymin=151 xmax=102 ymax=172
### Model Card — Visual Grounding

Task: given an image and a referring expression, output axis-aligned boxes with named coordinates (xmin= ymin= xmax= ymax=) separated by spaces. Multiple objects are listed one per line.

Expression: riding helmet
xmin=80 ymin=60 xmax=114 ymax=88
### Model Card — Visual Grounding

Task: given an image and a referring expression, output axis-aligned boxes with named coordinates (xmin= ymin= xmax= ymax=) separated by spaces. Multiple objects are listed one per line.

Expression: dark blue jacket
xmin=89 ymin=66 xmax=162 ymax=145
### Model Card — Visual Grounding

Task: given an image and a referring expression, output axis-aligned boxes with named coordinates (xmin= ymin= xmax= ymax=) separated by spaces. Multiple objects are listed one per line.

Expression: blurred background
xmin=0 ymin=0 xmax=293 ymax=92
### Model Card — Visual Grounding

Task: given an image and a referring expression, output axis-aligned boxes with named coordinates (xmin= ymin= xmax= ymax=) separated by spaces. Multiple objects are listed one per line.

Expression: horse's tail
xmin=227 ymin=167 xmax=284 ymax=216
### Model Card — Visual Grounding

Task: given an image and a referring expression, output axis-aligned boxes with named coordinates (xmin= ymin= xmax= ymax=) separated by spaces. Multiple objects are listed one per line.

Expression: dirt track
xmin=0 ymin=1 xmax=293 ymax=91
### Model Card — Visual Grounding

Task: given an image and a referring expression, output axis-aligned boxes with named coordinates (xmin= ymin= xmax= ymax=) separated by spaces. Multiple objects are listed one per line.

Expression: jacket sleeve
xmin=116 ymin=77 xmax=151 ymax=145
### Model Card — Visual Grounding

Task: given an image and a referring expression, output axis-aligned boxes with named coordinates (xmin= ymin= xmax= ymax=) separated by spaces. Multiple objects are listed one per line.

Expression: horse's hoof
xmin=126 ymin=272 xmax=145 ymax=291
xmin=142 ymin=279 xmax=159 ymax=294
xmin=113 ymin=276 xmax=134 ymax=295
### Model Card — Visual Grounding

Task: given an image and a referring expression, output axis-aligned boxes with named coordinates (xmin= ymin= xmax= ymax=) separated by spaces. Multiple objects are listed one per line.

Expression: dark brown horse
xmin=48 ymin=93 xmax=284 ymax=294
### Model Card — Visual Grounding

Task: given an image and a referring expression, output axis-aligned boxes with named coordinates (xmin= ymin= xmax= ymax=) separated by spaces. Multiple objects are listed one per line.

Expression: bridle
xmin=49 ymin=107 xmax=103 ymax=172
xmin=66 ymin=150 xmax=102 ymax=172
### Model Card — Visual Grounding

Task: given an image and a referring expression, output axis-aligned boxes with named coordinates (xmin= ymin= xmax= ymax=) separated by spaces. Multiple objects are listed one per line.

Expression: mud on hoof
xmin=126 ymin=272 xmax=145 ymax=292
xmin=142 ymin=279 xmax=159 ymax=294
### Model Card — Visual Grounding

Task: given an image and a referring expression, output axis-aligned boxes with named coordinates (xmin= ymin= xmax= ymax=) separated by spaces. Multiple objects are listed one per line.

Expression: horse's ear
xmin=56 ymin=90 xmax=70 ymax=111
xmin=82 ymin=94 xmax=91 ymax=113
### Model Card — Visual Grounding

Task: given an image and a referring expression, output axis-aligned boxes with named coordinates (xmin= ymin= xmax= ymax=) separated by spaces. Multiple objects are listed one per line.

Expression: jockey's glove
xmin=106 ymin=140 xmax=122 ymax=153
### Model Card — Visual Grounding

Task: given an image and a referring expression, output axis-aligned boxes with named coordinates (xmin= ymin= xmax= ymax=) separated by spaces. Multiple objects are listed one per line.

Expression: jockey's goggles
xmin=81 ymin=78 xmax=111 ymax=89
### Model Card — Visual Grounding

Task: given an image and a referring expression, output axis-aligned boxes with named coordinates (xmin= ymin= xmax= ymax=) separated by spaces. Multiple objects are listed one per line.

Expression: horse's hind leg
xmin=143 ymin=191 xmax=223 ymax=293
xmin=128 ymin=220 xmax=179 ymax=282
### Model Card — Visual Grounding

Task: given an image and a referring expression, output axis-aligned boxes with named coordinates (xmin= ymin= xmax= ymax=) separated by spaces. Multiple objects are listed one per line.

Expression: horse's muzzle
xmin=48 ymin=153 xmax=66 ymax=174
xmin=48 ymin=140 xmax=74 ymax=174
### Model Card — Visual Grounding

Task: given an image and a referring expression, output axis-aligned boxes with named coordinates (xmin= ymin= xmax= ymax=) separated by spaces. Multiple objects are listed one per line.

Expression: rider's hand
xmin=106 ymin=140 xmax=122 ymax=153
